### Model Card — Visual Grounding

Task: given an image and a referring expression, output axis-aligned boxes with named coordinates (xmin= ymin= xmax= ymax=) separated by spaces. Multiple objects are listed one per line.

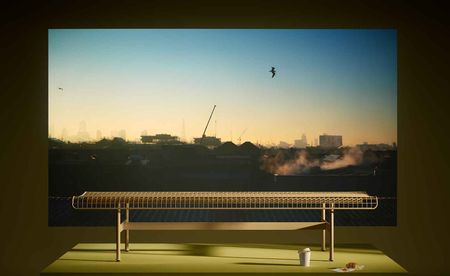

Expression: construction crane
xmin=200 ymin=105 xmax=216 ymax=143
xmin=238 ymin=127 xmax=248 ymax=145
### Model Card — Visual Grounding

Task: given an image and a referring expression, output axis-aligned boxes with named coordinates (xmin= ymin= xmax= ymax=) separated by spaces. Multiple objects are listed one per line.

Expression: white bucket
xmin=298 ymin=248 xmax=311 ymax=267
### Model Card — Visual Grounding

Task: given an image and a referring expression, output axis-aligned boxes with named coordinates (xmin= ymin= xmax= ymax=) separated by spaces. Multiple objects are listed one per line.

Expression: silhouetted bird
xmin=58 ymin=87 xmax=64 ymax=92
xmin=269 ymin=67 xmax=276 ymax=78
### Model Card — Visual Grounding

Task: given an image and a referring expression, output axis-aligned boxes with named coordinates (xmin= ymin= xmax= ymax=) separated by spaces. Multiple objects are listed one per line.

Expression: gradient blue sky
xmin=49 ymin=29 xmax=397 ymax=145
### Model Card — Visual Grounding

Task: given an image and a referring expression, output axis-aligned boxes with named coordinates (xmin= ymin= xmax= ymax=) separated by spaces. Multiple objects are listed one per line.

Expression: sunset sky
xmin=48 ymin=29 xmax=397 ymax=146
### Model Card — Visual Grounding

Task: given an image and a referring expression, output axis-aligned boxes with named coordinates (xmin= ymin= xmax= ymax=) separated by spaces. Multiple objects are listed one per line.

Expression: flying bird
xmin=269 ymin=66 xmax=276 ymax=78
xmin=58 ymin=87 xmax=64 ymax=92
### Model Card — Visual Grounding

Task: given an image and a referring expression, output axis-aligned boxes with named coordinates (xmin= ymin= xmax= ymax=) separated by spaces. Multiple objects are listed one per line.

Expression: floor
xmin=41 ymin=243 xmax=406 ymax=274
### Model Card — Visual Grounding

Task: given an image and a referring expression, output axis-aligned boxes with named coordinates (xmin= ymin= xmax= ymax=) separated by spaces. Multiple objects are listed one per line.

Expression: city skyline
xmin=48 ymin=120 xmax=393 ymax=148
xmin=49 ymin=29 xmax=397 ymax=146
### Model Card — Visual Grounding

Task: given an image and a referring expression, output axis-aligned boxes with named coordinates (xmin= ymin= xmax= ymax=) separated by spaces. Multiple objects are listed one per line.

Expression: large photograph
xmin=48 ymin=29 xmax=397 ymax=226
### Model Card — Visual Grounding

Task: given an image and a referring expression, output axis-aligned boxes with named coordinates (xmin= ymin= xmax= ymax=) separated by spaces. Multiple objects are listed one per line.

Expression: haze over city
xmin=48 ymin=29 xmax=397 ymax=146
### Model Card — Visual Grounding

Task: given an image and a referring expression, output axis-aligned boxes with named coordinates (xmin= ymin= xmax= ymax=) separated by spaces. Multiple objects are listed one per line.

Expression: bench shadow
xmin=125 ymin=251 xmax=297 ymax=261
xmin=61 ymin=258 xmax=117 ymax=263
xmin=236 ymin=262 xmax=300 ymax=267
xmin=72 ymin=248 xmax=186 ymax=252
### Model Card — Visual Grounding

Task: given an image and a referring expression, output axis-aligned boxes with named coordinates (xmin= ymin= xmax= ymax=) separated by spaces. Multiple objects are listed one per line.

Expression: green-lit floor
xmin=42 ymin=243 xmax=406 ymax=274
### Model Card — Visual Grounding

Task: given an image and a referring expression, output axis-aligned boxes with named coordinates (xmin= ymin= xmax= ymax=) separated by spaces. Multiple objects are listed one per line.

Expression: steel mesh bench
xmin=72 ymin=191 xmax=378 ymax=261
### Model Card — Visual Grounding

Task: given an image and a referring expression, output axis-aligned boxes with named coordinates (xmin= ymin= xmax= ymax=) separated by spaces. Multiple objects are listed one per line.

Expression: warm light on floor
xmin=42 ymin=243 xmax=406 ymax=274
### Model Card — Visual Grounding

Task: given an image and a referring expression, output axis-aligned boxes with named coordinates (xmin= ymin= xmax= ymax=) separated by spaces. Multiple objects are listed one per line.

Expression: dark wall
xmin=1 ymin=0 xmax=450 ymax=275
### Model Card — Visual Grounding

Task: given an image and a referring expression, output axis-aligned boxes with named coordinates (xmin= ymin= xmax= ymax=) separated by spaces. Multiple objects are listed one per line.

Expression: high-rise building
xmin=118 ymin=129 xmax=126 ymax=140
xmin=181 ymin=120 xmax=186 ymax=142
xmin=61 ymin=128 xmax=68 ymax=141
xmin=76 ymin=121 xmax=90 ymax=141
xmin=294 ymin=133 xmax=308 ymax=148
xmin=96 ymin=130 xmax=102 ymax=141
xmin=49 ymin=124 xmax=55 ymax=138
xmin=319 ymin=134 xmax=343 ymax=148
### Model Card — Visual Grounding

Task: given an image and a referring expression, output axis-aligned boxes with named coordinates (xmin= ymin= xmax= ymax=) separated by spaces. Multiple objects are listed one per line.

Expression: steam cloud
xmin=261 ymin=147 xmax=364 ymax=175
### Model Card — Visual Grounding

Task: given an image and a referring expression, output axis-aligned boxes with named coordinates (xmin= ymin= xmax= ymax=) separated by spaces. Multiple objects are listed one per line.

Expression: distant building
xmin=61 ymin=128 xmax=68 ymax=141
xmin=76 ymin=121 xmax=90 ymax=142
xmin=294 ymin=133 xmax=308 ymax=148
xmin=278 ymin=141 xmax=291 ymax=148
xmin=194 ymin=136 xmax=221 ymax=148
xmin=141 ymin=134 xmax=181 ymax=144
xmin=319 ymin=134 xmax=343 ymax=148
xmin=49 ymin=124 xmax=55 ymax=138
xmin=118 ymin=129 xmax=126 ymax=140
xmin=96 ymin=130 xmax=102 ymax=141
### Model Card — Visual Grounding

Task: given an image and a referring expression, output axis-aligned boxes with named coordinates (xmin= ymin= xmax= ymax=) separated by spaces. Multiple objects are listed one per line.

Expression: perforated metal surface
xmin=72 ymin=191 xmax=378 ymax=210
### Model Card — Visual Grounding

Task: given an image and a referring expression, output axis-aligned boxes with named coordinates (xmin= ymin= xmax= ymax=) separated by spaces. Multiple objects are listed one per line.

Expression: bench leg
xmin=116 ymin=205 xmax=121 ymax=262
xmin=125 ymin=203 xmax=130 ymax=252
xmin=322 ymin=205 xmax=326 ymax=251
xmin=329 ymin=204 xmax=334 ymax=261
